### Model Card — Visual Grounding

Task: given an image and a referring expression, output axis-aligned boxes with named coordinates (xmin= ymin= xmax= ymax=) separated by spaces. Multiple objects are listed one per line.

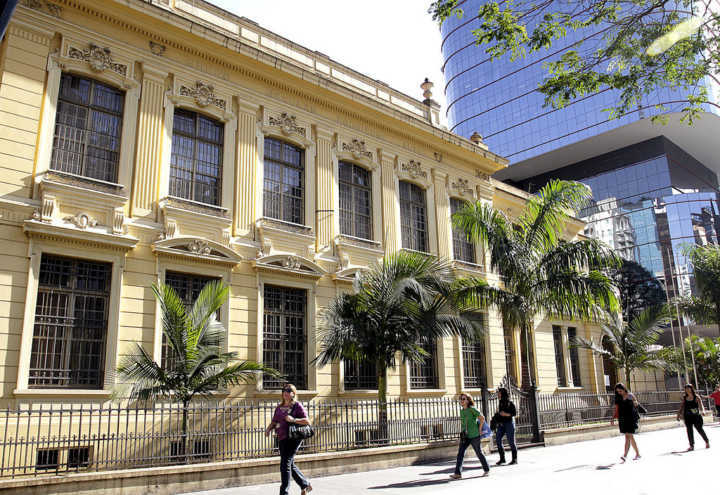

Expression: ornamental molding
xmin=451 ymin=178 xmax=473 ymax=197
xmin=475 ymin=170 xmax=491 ymax=182
xmin=152 ymin=236 xmax=241 ymax=266
xmin=20 ymin=0 xmax=61 ymax=17
xmin=401 ymin=160 xmax=426 ymax=179
xmin=67 ymin=44 xmax=127 ymax=76
xmin=149 ymin=41 xmax=166 ymax=56
xmin=341 ymin=139 xmax=373 ymax=161
xmin=252 ymin=253 xmax=325 ymax=279
xmin=268 ymin=112 xmax=306 ymax=137
xmin=188 ymin=239 xmax=212 ymax=256
xmin=178 ymin=81 xmax=226 ymax=110
xmin=63 ymin=213 xmax=98 ymax=229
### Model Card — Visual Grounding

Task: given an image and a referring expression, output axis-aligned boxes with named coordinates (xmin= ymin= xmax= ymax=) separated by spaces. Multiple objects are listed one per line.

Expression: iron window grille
xmin=552 ymin=325 xmax=567 ymax=387
xmin=169 ymin=109 xmax=224 ymax=206
xmin=263 ymin=285 xmax=307 ymax=390
xmin=339 ymin=161 xmax=372 ymax=240
xmin=263 ymin=138 xmax=304 ymax=224
xmin=503 ymin=323 xmax=517 ymax=384
xmin=450 ymin=198 xmax=476 ymax=263
xmin=461 ymin=313 xmax=487 ymax=389
xmin=399 ymin=181 xmax=428 ymax=252
xmin=51 ymin=73 xmax=124 ymax=182
xmin=567 ymin=327 xmax=582 ymax=386
xmin=343 ymin=359 xmax=378 ymax=390
xmin=29 ymin=255 xmax=111 ymax=389
xmin=409 ymin=340 xmax=438 ymax=389
xmin=163 ymin=272 xmax=219 ymax=371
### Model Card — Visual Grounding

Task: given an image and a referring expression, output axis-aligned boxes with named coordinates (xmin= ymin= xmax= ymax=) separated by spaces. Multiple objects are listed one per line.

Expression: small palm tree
xmin=574 ymin=304 xmax=670 ymax=387
xmin=315 ymin=251 xmax=481 ymax=439
xmin=452 ymin=179 xmax=619 ymax=387
xmin=118 ymin=281 xmax=279 ymax=461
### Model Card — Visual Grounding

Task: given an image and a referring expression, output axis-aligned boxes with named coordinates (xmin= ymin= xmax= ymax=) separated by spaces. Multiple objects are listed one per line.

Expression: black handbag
xmin=288 ymin=423 xmax=315 ymax=440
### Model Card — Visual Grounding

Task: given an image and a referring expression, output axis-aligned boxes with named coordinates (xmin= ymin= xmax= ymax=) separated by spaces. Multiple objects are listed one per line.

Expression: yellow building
xmin=0 ymin=0 xmax=648 ymax=412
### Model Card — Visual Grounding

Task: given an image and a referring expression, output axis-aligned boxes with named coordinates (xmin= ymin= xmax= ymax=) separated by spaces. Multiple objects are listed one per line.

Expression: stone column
xmin=131 ymin=67 xmax=167 ymax=218
xmin=234 ymin=101 xmax=259 ymax=238
xmin=432 ymin=170 xmax=451 ymax=259
xmin=315 ymin=127 xmax=335 ymax=254
xmin=380 ymin=150 xmax=399 ymax=254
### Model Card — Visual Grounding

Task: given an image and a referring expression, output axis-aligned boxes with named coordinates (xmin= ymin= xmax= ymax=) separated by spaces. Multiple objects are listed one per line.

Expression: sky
xmin=211 ymin=0 xmax=448 ymax=121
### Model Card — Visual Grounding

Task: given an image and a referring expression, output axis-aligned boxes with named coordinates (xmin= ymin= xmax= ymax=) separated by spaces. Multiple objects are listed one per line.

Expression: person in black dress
xmin=677 ymin=383 xmax=710 ymax=451
xmin=611 ymin=383 xmax=640 ymax=462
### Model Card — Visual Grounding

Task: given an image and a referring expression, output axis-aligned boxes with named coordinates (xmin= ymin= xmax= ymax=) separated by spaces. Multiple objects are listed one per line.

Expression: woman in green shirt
xmin=449 ymin=393 xmax=490 ymax=480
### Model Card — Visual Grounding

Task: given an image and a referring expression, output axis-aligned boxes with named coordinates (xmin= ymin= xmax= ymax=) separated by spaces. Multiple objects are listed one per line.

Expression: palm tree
xmin=315 ymin=251 xmax=481 ymax=439
xmin=676 ymin=244 xmax=720 ymax=335
xmin=452 ymin=179 xmax=618 ymax=387
xmin=118 ymin=280 xmax=279 ymax=462
xmin=575 ymin=305 xmax=670 ymax=387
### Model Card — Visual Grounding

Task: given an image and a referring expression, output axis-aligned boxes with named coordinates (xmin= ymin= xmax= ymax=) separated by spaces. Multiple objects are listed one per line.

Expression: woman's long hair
xmin=460 ymin=393 xmax=475 ymax=408
xmin=683 ymin=384 xmax=697 ymax=400
xmin=278 ymin=383 xmax=298 ymax=407
xmin=498 ymin=387 xmax=509 ymax=403
xmin=614 ymin=382 xmax=627 ymax=404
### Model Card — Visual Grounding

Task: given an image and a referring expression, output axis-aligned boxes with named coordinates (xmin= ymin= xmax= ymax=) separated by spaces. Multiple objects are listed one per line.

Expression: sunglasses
xmin=459 ymin=397 xmax=468 ymax=401
xmin=282 ymin=388 xmax=293 ymax=393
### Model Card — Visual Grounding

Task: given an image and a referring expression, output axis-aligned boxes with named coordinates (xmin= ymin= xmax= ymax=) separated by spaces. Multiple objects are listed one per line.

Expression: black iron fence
xmin=0 ymin=390 xmax=704 ymax=479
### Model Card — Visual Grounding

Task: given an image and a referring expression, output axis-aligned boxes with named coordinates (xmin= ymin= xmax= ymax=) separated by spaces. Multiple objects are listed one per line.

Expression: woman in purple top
xmin=265 ymin=383 xmax=312 ymax=495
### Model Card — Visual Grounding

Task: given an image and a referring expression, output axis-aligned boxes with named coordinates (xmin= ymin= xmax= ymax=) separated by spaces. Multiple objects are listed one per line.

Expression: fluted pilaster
xmin=234 ymin=105 xmax=258 ymax=237
xmin=380 ymin=151 xmax=398 ymax=254
xmin=315 ymin=129 xmax=335 ymax=251
xmin=433 ymin=170 xmax=451 ymax=259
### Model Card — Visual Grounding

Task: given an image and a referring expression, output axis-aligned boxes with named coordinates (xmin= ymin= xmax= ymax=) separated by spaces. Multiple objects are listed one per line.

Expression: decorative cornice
xmin=67 ymin=43 xmax=128 ymax=76
xmin=149 ymin=40 xmax=166 ymax=56
xmin=152 ymin=236 xmax=241 ymax=266
xmin=23 ymin=219 xmax=138 ymax=251
xmin=179 ymin=81 xmax=226 ymax=110
xmin=451 ymin=178 xmax=473 ymax=197
xmin=401 ymin=160 xmax=427 ymax=179
xmin=268 ymin=112 xmax=305 ymax=137
xmin=20 ymin=0 xmax=61 ymax=17
xmin=63 ymin=212 xmax=98 ymax=229
xmin=341 ymin=139 xmax=372 ymax=161
xmin=475 ymin=170 xmax=491 ymax=182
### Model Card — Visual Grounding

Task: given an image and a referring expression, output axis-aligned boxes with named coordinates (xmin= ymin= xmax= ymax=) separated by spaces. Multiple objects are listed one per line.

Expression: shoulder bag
xmin=288 ymin=402 xmax=315 ymax=440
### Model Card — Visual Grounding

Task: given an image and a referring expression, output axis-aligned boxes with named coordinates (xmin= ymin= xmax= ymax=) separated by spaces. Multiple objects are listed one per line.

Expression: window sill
xmin=162 ymin=196 xmax=229 ymax=218
xmin=254 ymin=389 xmax=319 ymax=399
xmin=405 ymin=388 xmax=447 ymax=397
xmin=339 ymin=389 xmax=379 ymax=396
xmin=400 ymin=248 xmax=432 ymax=256
xmin=14 ymin=388 xmax=114 ymax=398
xmin=556 ymin=386 xmax=584 ymax=392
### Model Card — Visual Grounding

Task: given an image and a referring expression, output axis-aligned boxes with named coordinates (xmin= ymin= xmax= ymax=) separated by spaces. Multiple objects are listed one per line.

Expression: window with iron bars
xmin=399 ymin=181 xmax=428 ymax=252
xmin=339 ymin=161 xmax=372 ymax=240
xmin=29 ymin=255 xmax=111 ymax=389
xmin=344 ymin=359 xmax=378 ymax=390
xmin=163 ymin=272 xmax=219 ymax=371
xmin=450 ymin=198 xmax=476 ymax=264
xmin=263 ymin=285 xmax=307 ymax=390
xmin=567 ymin=327 xmax=582 ymax=386
xmin=410 ymin=340 xmax=438 ymax=389
xmin=462 ymin=313 xmax=487 ymax=389
xmin=169 ymin=109 xmax=224 ymax=206
xmin=552 ymin=325 xmax=567 ymax=387
xmin=263 ymin=138 xmax=304 ymax=224
xmin=51 ymin=73 xmax=124 ymax=183
xmin=503 ymin=323 xmax=517 ymax=385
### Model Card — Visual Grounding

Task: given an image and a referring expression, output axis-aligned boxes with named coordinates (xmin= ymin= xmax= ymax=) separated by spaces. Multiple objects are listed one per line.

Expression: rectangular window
xmin=344 ymin=359 xmax=378 ymax=390
xmin=399 ymin=181 xmax=428 ymax=252
xmin=29 ymin=255 xmax=111 ymax=389
xmin=339 ymin=161 xmax=372 ymax=240
xmin=552 ymin=325 xmax=567 ymax=387
xmin=409 ymin=340 xmax=438 ymax=389
xmin=51 ymin=73 xmax=124 ymax=182
xmin=163 ymin=272 xmax=218 ymax=371
xmin=450 ymin=198 xmax=475 ymax=263
xmin=567 ymin=327 xmax=582 ymax=386
xmin=67 ymin=447 xmax=91 ymax=469
xmin=503 ymin=323 xmax=517 ymax=384
xmin=263 ymin=285 xmax=307 ymax=390
xmin=263 ymin=137 xmax=304 ymax=224
xmin=462 ymin=313 xmax=487 ymax=389
xmin=170 ymin=109 xmax=224 ymax=206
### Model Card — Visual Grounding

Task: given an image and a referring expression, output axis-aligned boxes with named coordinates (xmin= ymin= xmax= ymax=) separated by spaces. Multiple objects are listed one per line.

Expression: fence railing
xmin=0 ymin=391 xmax=699 ymax=479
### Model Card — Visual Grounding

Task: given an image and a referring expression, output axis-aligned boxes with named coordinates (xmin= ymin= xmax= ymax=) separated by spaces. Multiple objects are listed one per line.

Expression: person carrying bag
xmin=449 ymin=393 xmax=490 ymax=480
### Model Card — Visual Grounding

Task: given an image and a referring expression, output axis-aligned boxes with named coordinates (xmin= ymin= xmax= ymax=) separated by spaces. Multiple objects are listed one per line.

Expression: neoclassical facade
xmin=0 ymin=0 xmax=652 ymax=407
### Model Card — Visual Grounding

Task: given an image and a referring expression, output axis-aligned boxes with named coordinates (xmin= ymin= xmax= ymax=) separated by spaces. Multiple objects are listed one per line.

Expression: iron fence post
xmin=481 ymin=385 xmax=489 ymax=420
xmin=529 ymin=385 xmax=541 ymax=443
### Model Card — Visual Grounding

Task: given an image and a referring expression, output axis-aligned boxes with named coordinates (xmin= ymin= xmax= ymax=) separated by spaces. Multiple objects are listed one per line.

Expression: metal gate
xmin=480 ymin=376 xmax=541 ymax=447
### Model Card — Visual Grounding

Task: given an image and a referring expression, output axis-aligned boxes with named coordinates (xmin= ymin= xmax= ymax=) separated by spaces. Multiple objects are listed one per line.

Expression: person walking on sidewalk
xmin=708 ymin=385 xmax=720 ymax=419
xmin=495 ymin=387 xmax=518 ymax=465
xmin=449 ymin=393 xmax=490 ymax=480
xmin=611 ymin=383 xmax=640 ymax=462
xmin=677 ymin=383 xmax=710 ymax=451
xmin=265 ymin=383 xmax=313 ymax=495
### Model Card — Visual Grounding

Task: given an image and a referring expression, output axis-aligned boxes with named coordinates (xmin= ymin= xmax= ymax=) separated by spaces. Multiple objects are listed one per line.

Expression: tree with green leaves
xmin=575 ymin=304 xmax=670 ymax=387
xmin=315 ymin=251 xmax=481 ymax=439
xmin=430 ymin=0 xmax=720 ymax=123
xmin=660 ymin=335 xmax=720 ymax=388
xmin=452 ymin=179 xmax=619 ymax=387
xmin=613 ymin=259 xmax=667 ymax=322
xmin=676 ymin=244 xmax=720 ymax=335
xmin=118 ymin=281 xmax=280 ymax=462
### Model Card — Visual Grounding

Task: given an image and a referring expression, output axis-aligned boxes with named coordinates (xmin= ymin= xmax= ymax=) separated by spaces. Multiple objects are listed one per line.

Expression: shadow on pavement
xmin=554 ymin=464 xmax=589 ymax=472
xmin=368 ymin=478 xmax=452 ymax=489
xmin=595 ymin=464 xmax=615 ymax=470
xmin=419 ymin=465 xmax=485 ymax=475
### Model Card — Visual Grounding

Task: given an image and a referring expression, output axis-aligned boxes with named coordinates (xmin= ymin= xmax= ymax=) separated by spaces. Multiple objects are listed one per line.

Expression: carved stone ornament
xmin=475 ymin=170 xmax=491 ymax=182
xmin=149 ymin=41 xmax=166 ymax=56
xmin=20 ymin=0 xmax=61 ymax=17
xmin=268 ymin=112 xmax=306 ymax=137
xmin=451 ymin=178 xmax=473 ymax=196
xmin=342 ymin=139 xmax=372 ymax=160
xmin=68 ymin=44 xmax=127 ymax=76
xmin=64 ymin=213 xmax=98 ymax=229
xmin=282 ymin=256 xmax=302 ymax=270
xmin=401 ymin=160 xmax=427 ymax=179
xmin=188 ymin=239 xmax=212 ymax=256
xmin=179 ymin=81 xmax=226 ymax=110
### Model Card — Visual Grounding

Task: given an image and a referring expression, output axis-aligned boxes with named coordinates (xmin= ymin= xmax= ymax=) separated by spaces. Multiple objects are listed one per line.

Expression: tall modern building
xmin=441 ymin=1 xmax=720 ymax=313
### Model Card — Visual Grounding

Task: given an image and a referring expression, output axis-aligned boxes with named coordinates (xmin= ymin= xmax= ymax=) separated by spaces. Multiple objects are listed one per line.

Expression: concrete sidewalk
xmin=183 ymin=421 xmax=718 ymax=495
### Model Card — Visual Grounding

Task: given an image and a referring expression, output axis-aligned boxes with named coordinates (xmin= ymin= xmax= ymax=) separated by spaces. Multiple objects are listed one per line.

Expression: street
xmin=184 ymin=422 xmax=718 ymax=495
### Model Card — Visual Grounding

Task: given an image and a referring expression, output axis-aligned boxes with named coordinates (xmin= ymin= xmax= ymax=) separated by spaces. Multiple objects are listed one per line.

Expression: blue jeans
xmin=496 ymin=420 xmax=517 ymax=461
xmin=454 ymin=435 xmax=490 ymax=474
xmin=278 ymin=438 xmax=309 ymax=495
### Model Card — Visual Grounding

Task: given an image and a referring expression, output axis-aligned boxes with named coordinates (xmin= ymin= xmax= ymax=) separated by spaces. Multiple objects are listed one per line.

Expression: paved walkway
xmin=184 ymin=422 xmax=718 ymax=495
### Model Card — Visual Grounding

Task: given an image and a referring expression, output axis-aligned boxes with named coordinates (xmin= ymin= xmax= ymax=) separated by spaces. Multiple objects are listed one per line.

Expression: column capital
xmin=140 ymin=64 xmax=168 ymax=83
xmin=236 ymin=98 xmax=260 ymax=116
xmin=315 ymin=126 xmax=334 ymax=142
